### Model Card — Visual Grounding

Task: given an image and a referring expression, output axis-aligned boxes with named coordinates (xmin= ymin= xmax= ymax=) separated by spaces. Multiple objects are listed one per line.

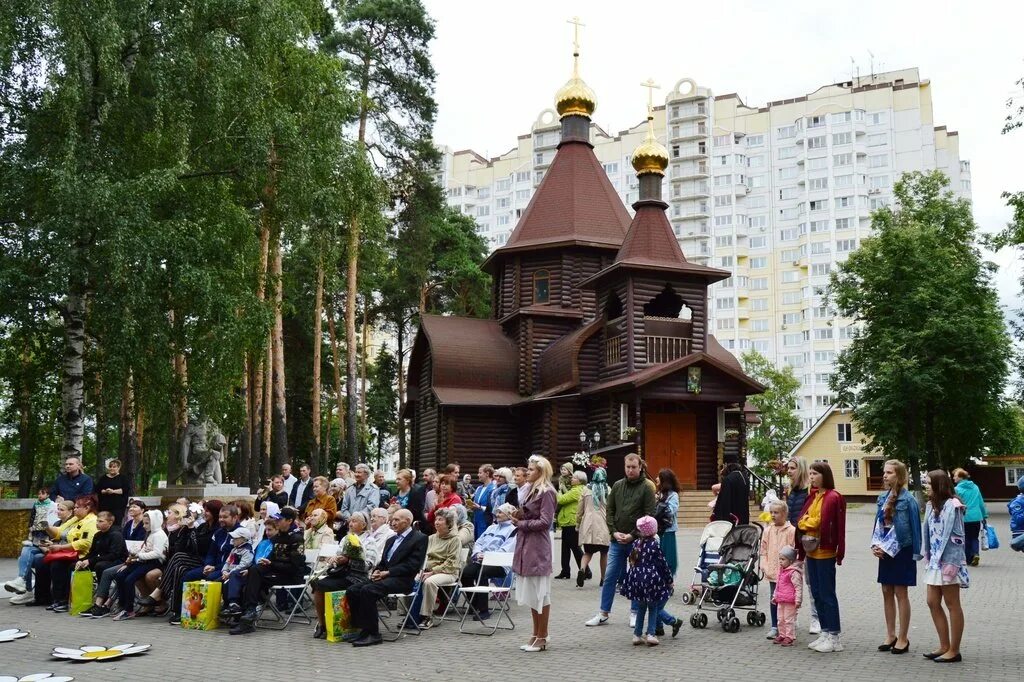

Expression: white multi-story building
xmin=437 ymin=68 xmax=971 ymax=429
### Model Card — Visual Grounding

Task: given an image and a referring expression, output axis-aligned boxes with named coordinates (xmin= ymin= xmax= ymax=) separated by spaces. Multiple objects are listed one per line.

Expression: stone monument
xmin=160 ymin=413 xmax=250 ymax=504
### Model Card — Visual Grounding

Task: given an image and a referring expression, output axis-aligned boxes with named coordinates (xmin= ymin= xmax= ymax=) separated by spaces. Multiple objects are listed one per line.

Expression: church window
xmin=533 ymin=270 xmax=550 ymax=304
xmin=644 ymin=284 xmax=685 ymax=318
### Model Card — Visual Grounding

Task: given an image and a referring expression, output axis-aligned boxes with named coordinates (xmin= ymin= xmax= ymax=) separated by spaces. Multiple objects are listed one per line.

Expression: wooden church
xmin=405 ymin=46 xmax=764 ymax=488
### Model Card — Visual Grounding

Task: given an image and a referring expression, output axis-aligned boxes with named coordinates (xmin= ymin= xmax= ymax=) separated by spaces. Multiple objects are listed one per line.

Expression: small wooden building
xmin=405 ymin=65 xmax=764 ymax=485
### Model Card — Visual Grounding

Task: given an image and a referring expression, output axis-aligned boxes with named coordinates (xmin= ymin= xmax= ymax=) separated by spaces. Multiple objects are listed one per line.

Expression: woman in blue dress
xmin=872 ymin=459 xmax=920 ymax=655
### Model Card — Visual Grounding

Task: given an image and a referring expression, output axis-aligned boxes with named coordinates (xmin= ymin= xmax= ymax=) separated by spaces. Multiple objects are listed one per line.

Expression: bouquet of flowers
xmin=570 ymin=451 xmax=591 ymax=470
xmin=342 ymin=533 xmax=364 ymax=562
xmin=589 ymin=456 xmax=607 ymax=471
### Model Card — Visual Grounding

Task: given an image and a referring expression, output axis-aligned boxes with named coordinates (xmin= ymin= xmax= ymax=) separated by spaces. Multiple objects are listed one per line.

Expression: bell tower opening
xmin=606 ymin=292 xmax=624 ymax=319
xmin=643 ymin=284 xmax=684 ymax=318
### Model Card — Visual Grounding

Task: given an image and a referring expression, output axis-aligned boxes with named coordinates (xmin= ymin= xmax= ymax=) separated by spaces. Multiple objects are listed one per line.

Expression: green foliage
xmin=366 ymin=346 xmax=398 ymax=465
xmin=828 ymin=170 xmax=1012 ymax=472
xmin=741 ymin=350 xmax=802 ymax=474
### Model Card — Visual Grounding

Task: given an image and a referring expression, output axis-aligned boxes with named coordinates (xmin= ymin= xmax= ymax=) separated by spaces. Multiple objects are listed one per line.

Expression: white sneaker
xmin=808 ymin=617 xmax=821 ymax=635
xmin=807 ymin=633 xmax=827 ymax=650
xmin=584 ymin=613 xmax=609 ymax=627
xmin=813 ymin=633 xmax=843 ymax=653
xmin=632 ymin=635 xmax=643 ymax=645
xmin=4 ymin=577 xmax=27 ymax=594
xmin=629 ymin=611 xmax=637 ymax=628
xmin=766 ymin=627 xmax=779 ymax=639
xmin=9 ymin=591 xmax=34 ymax=605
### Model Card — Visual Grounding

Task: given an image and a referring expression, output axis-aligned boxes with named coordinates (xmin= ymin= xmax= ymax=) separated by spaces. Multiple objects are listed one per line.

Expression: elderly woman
xmin=491 ymin=468 xmax=513 ymax=510
xmin=34 ymin=494 xmax=98 ymax=611
xmin=366 ymin=507 xmax=395 ymax=556
xmin=577 ymin=468 xmax=610 ymax=587
xmin=311 ymin=510 xmax=380 ymax=639
xmin=459 ymin=502 xmax=517 ymax=621
xmin=254 ymin=501 xmax=280 ymax=546
xmin=112 ymin=509 xmax=168 ymax=621
xmin=555 ymin=470 xmax=586 ymax=580
xmin=305 ymin=508 xmax=336 ymax=549
xmin=411 ymin=507 xmax=462 ymax=629
xmin=329 ymin=478 xmax=348 ymax=506
xmin=453 ymin=504 xmax=476 ymax=548
xmin=512 ymin=455 xmax=557 ymax=652
xmin=304 ymin=476 xmax=339 ymax=522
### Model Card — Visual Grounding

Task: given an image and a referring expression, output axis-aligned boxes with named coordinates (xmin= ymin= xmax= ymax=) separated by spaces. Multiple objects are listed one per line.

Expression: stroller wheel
xmin=689 ymin=613 xmax=700 ymax=628
xmin=746 ymin=611 xmax=757 ymax=626
xmin=727 ymin=617 xmax=741 ymax=633
xmin=697 ymin=612 xmax=708 ymax=629
xmin=716 ymin=608 xmax=727 ymax=622
xmin=756 ymin=612 xmax=767 ymax=627
xmin=725 ymin=608 xmax=736 ymax=622
xmin=681 ymin=591 xmax=692 ymax=605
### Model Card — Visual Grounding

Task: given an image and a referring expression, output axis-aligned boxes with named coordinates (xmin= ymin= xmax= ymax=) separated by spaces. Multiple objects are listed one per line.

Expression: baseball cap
xmin=228 ymin=526 xmax=253 ymax=541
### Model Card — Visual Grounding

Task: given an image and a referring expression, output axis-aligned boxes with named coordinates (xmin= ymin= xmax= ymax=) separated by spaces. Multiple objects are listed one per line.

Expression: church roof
xmin=482 ymin=141 xmax=631 ymax=269
xmin=410 ymin=315 xmax=520 ymax=406
xmin=537 ymin=318 xmax=604 ymax=393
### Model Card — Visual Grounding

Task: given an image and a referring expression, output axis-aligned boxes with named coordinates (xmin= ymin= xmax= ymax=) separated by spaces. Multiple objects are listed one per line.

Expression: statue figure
xmin=179 ymin=414 xmax=225 ymax=485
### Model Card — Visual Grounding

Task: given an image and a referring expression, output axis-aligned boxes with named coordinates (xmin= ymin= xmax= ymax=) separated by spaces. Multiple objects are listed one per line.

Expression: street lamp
xmin=580 ymin=430 xmax=601 ymax=455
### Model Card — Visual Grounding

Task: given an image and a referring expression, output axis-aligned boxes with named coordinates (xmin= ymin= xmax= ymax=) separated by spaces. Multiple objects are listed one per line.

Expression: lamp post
xmin=579 ymin=430 xmax=601 ymax=456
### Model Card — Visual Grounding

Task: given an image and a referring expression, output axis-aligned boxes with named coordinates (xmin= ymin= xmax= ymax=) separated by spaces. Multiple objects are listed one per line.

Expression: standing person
xmin=97 ymin=459 xmax=132 ymax=525
xmin=374 ymin=471 xmax=391 ymax=508
xmin=469 ymin=465 xmax=496 ymax=538
xmin=280 ymin=463 xmax=297 ymax=498
xmin=952 ymin=469 xmax=987 ymax=566
xmin=264 ymin=476 xmax=289 ymax=508
xmin=554 ymin=470 xmax=585 ymax=580
xmin=584 ymin=453 xmax=656 ymax=627
xmin=389 ymin=468 xmax=426 ymax=528
xmin=506 ymin=467 xmax=529 ymax=508
xmin=490 ymin=468 xmax=512 ymax=510
xmin=785 ymin=456 xmax=816 ymax=634
xmin=304 ymin=476 xmax=339 ymax=522
xmin=1009 ymin=476 xmax=1024 ymax=544
xmin=712 ymin=462 xmax=750 ymax=525
xmin=49 ymin=455 xmax=94 ymax=502
xmin=761 ymin=500 xmax=795 ymax=640
xmin=772 ymin=546 xmax=803 ymax=646
xmin=619 ymin=515 xmax=674 ymax=646
xmin=576 ymin=467 xmax=610 ymax=588
xmin=340 ymin=464 xmax=380 ymax=521
xmin=558 ymin=463 xmax=574 ymax=494
xmin=511 ymin=455 xmax=557 ymax=652
xmin=426 ymin=475 xmax=462 ymax=529
xmin=656 ymin=469 xmax=680 ymax=577
xmin=422 ymin=469 xmax=438 ymax=515
xmin=873 ymin=459 xmax=921 ymax=654
xmin=289 ymin=464 xmax=315 ymax=513
xmin=796 ymin=462 xmax=847 ymax=653
xmin=922 ymin=469 xmax=967 ymax=664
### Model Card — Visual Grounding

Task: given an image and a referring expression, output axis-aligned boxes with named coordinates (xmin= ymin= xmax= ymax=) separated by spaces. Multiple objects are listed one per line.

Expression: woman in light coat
xmin=576 ymin=467 xmax=611 ymax=588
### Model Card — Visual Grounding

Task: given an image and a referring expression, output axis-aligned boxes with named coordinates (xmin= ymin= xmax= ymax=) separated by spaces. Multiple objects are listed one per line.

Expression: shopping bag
xmin=181 ymin=580 xmax=221 ymax=630
xmin=325 ymin=590 xmax=357 ymax=642
xmin=69 ymin=570 xmax=93 ymax=616
xmin=985 ymin=524 xmax=999 ymax=550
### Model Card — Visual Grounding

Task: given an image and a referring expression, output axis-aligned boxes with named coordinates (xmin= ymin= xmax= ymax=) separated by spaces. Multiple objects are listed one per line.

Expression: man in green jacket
xmin=584 ymin=453 xmax=655 ymax=627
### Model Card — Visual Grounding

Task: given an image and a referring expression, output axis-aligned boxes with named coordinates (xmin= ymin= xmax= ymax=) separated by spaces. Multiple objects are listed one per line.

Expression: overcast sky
xmin=425 ymin=0 xmax=1024 ymax=314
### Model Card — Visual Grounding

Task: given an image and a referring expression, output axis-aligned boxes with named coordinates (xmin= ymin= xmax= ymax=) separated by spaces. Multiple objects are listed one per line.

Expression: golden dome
xmin=555 ymin=74 xmax=597 ymax=118
xmin=632 ymin=125 xmax=669 ymax=176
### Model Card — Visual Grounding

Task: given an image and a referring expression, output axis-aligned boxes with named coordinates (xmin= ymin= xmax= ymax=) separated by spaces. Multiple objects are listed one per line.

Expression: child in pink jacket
xmin=772 ymin=546 xmax=803 ymax=646
xmin=760 ymin=500 xmax=795 ymax=639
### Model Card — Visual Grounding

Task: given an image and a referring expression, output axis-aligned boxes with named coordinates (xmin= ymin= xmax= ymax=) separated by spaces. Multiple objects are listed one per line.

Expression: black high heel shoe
xmin=878 ymin=638 xmax=897 ymax=652
xmin=891 ymin=641 xmax=910 ymax=655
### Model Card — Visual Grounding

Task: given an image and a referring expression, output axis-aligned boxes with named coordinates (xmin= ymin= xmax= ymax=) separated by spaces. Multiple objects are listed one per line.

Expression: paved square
xmin=2 ymin=505 xmax=1018 ymax=681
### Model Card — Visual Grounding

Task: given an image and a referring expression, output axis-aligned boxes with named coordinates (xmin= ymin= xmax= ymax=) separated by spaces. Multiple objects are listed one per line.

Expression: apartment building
xmin=436 ymin=68 xmax=971 ymax=429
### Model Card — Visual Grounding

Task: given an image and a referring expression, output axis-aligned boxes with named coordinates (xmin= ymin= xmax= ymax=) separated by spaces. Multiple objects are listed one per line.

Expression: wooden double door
xmin=644 ymin=412 xmax=697 ymax=487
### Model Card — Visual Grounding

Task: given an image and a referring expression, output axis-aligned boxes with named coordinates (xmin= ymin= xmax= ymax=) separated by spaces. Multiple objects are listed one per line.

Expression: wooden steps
xmin=676 ymin=489 xmax=762 ymax=528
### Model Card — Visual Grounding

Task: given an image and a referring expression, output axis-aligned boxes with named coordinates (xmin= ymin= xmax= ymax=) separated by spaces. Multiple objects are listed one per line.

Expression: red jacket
xmin=426 ymin=492 xmax=462 ymax=525
xmin=796 ymin=488 xmax=846 ymax=565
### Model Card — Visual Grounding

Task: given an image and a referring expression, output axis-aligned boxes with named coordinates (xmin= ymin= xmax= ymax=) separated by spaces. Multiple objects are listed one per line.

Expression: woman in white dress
xmin=511 ymin=455 xmax=557 ymax=652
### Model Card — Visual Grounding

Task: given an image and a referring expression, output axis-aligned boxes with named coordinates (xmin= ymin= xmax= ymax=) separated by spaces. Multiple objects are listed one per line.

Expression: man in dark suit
xmin=288 ymin=463 xmax=314 ymax=511
xmin=344 ymin=508 xmax=427 ymax=647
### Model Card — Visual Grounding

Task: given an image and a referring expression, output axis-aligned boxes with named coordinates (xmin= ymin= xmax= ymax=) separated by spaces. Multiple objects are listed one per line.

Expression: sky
xmin=424 ymin=0 xmax=1024 ymax=315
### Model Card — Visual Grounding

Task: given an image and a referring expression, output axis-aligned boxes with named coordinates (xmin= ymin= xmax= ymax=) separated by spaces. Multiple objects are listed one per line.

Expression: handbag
xmin=800 ymin=534 xmax=820 ymax=553
xmin=985 ymin=524 xmax=999 ymax=550
xmin=43 ymin=547 xmax=79 ymax=563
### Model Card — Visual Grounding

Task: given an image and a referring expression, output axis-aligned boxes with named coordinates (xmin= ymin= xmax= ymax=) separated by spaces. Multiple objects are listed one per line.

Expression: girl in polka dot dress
xmin=619 ymin=515 xmax=674 ymax=646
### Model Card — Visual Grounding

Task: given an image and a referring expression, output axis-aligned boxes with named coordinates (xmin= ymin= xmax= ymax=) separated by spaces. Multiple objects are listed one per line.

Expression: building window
xmin=751 ymin=256 xmax=767 ymax=269
xmin=869 ymin=154 xmax=889 ymax=168
xmin=532 ymin=270 xmax=550 ymax=304
xmin=716 ymin=297 xmax=735 ymax=310
xmin=832 ymin=132 xmax=852 ymax=146
xmin=496 ymin=178 xmax=511 ymax=192
xmin=811 ymin=263 xmax=832 ymax=277
xmin=844 ymin=459 xmax=860 ymax=479
xmin=750 ymin=236 xmax=767 ymax=249
xmin=1005 ymin=467 xmax=1024 ymax=486
xmin=603 ymin=162 xmax=619 ymax=175
xmin=778 ymin=125 xmax=796 ymax=139
xmin=778 ymin=146 xmax=798 ymax=160
xmin=807 ymin=136 xmax=827 ymax=149
xmin=515 ymin=171 xmax=531 ymax=183
xmin=751 ymin=298 xmax=769 ymax=311
xmin=836 ymin=239 xmax=857 ymax=253
xmin=868 ymin=111 xmax=887 ymax=126
xmin=752 ymin=319 xmax=769 ymax=332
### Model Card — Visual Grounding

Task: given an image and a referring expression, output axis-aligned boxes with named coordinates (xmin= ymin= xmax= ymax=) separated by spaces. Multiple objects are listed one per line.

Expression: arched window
xmin=643 ymin=284 xmax=685 ymax=318
xmin=533 ymin=270 xmax=550 ymax=304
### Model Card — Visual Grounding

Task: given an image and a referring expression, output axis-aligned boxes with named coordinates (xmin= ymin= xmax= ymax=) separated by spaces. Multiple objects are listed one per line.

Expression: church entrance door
xmin=644 ymin=412 xmax=697 ymax=487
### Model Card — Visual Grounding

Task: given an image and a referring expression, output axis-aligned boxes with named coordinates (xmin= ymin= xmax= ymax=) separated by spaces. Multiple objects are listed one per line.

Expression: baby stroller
xmin=688 ymin=523 xmax=766 ymax=633
xmin=680 ymin=520 xmax=734 ymax=605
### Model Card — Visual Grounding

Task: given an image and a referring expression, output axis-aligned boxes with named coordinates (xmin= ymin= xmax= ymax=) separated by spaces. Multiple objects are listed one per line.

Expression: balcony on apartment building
xmin=671 ymin=159 xmax=710 ymax=180
xmin=669 ymin=102 xmax=708 ymax=121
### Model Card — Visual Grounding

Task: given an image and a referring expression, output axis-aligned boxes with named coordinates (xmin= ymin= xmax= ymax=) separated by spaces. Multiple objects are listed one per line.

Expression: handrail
xmin=741 ymin=463 xmax=784 ymax=503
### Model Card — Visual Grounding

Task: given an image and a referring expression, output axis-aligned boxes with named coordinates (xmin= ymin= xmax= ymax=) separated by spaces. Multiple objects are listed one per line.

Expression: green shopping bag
xmin=325 ymin=590 xmax=357 ymax=642
xmin=69 ymin=570 xmax=93 ymax=616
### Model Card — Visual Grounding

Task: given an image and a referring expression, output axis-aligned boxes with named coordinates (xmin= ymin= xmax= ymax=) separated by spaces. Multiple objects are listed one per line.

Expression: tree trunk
xmin=94 ymin=369 xmax=107 ymax=478
xmin=270 ymin=224 xmax=288 ymax=469
xmin=60 ymin=292 xmax=86 ymax=460
xmin=249 ymin=216 xmax=271 ymax=489
xmin=263 ymin=342 xmax=272 ymax=482
xmin=328 ymin=300 xmax=345 ymax=458
xmin=119 ymin=375 xmax=140 ymax=490
xmin=396 ymin=319 xmax=406 ymax=468
xmin=168 ymin=310 xmax=188 ymax=484
xmin=17 ymin=344 xmax=34 ymax=498
xmin=238 ymin=358 xmax=250 ymax=488
xmin=311 ymin=260 xmax=324 ymax=471
xmin=360 ymin=301 xmax=369 ymax=440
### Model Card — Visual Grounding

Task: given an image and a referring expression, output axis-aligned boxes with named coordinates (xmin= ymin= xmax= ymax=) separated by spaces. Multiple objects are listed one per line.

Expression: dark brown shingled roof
xmin=537 ymin=319 xmax=603 ymax=392
xmin=411 ymin=315 xmax=520 ymax=406
xmin=615 ymin=203 xmax=688 ymax=267
xmin=482 ymin=141 xmax=631 ymax=268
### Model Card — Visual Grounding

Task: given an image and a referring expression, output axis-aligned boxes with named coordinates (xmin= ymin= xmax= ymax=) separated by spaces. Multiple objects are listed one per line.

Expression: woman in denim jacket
xmin=872 ymin=460 xmax=921 ymax=655
xmin=921 ymin=469 xmax=967 ymax=664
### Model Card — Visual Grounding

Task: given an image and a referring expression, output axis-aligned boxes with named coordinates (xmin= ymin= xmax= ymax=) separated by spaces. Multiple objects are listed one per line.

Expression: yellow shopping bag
xmin=69 ymin=570 xmax=93 ymax=616
xmin=181 ymin=580 xmax=221 ymax=631
xmin=325 ymin=590 xmax=357 ymax=642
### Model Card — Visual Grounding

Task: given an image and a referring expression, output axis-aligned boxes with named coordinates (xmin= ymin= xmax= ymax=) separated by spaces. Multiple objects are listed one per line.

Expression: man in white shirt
xmin=280 ymin=463 xmax=297 ymax=497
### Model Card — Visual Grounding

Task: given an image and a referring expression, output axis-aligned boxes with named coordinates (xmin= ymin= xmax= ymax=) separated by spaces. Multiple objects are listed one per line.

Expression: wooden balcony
xmin=605 ymin=335 xmax=622 ymax=365
xmin=645 ymin=335 xmax=692 ymax=364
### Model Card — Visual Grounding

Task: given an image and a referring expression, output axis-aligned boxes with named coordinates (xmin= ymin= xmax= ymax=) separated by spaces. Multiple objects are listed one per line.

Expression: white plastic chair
xmin=458 ymin=551 xmax=515 ymax=636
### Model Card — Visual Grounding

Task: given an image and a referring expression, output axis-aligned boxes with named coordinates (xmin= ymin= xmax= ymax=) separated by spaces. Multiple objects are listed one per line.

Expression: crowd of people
xmin=5 ymin=451 xmax=1018 ymax=659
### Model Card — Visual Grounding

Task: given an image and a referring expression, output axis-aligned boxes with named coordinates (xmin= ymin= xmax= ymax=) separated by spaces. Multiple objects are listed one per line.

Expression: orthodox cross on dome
xmin=641 ymin=78 xmax=660 ymax=122
xmin=567 ymin=16 xmax=585 ymax=72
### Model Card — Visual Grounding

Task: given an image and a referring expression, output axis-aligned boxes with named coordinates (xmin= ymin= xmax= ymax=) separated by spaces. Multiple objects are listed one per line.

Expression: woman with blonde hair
xmin=511 ymin=455 xmax=557 ymax=652
xmin=873 ymin=459 xmax=921 ymax=654
xmin=304 ymin=476 xmax=338 ymax=521
xmin=786 ymin=455 xmax=816 ymax=634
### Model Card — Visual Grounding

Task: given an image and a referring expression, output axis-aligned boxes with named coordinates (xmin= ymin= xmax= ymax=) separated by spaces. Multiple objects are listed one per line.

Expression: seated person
xmin=310 ymin=510 xmax=380 ymax=639
xmin=34 ymin=494 xmax=98 ymax=611
xmin=365 ymin=507 xmax=395 ymax=556
xmin=342 ymin=509 xmax=428 ymax=647
xmin=137 ymin=503 xmax=188 ymax=616
xmin=304 ymin=508 xmax=335 ymax=549
xmin=221 ymin=526 xmax=256 ymax=616
xmin=254 ymin=501 xmax=280 ymax=546
xmin=459 ymin=502 xmax=517 ymax=621
xmin=122 ymin=499 xmax=148 ymax=543
xmin=76 ymin=511 xmax=128 ymax=618
xmin=164 ymin=500 xmax=222 ymax=625
xmin=112 ymin=509 xmax=168 ymax=620
xmin=229 ymin=507 xmax=306 ymax=635
xmin=453 ymin=504 xmax=475 ymax=548
xmin=408 ymin=507 xmax=461 ymax=630
xmin=6 ymin=495 xmax=69 ymax=603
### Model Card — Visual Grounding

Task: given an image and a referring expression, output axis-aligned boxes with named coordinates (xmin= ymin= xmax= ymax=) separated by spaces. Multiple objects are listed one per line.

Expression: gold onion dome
xmin=632 ymin=124 xmax=669 ymax=176
xmin=555 ymin=72 xmax=597 ymax=118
